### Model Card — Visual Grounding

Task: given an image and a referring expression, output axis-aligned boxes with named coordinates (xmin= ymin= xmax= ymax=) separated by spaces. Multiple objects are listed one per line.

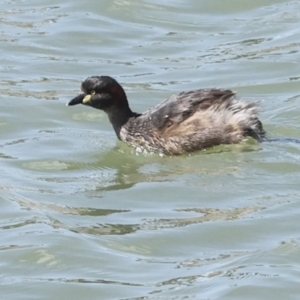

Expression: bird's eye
xmin=91 ymin=90 xmax=95 ymax=95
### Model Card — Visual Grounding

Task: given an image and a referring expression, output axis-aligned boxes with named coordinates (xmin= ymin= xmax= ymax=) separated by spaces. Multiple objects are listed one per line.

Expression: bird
xmin=67 ymin=76 xmax=264 ymax=155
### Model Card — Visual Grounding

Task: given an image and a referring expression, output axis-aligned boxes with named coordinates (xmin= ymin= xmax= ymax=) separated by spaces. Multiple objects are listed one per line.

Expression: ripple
xmin=22 ymin=160 xmax=69 ymax=171
xmin=145 ymin=205 xmax=265 ymax=230
xmin=14 ymin=197 xmax=130 ymax=217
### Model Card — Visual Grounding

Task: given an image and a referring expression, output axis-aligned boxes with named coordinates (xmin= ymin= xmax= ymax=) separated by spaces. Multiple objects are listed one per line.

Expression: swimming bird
xmin=67 ymin=76 xmax=264 ymax=155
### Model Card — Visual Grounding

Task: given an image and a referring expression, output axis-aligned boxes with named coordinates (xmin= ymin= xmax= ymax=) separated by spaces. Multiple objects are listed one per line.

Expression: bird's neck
xmin=107 ymin=106 xmax=140 ymax=139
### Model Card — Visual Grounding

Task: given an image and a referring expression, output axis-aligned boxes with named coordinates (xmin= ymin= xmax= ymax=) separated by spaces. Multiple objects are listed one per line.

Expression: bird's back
xmin=120 ymin=89 xmax=263 ymax=155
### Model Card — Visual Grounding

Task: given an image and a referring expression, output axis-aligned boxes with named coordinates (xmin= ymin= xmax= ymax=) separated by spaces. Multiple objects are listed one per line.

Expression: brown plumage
xmin=67 ymin=76 xmax=264 ymax=155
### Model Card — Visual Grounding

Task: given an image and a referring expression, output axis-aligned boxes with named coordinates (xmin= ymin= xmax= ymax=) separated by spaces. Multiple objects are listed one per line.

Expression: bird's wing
xmin=142 ymin=89 xmax=235 ymax=131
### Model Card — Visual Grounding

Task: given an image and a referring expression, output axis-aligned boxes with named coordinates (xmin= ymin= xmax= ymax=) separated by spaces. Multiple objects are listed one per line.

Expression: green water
xmin=1 ymin=1 xmax=300 ymax=299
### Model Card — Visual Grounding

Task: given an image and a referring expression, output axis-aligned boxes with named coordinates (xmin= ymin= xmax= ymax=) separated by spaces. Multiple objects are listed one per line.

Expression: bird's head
xmin=67 ymin=76 xmax=128 ymax=111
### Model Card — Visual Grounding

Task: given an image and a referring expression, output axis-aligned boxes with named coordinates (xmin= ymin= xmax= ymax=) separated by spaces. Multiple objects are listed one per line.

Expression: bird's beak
xmin=66 ymin=93 xmax=85 ymax=106
xmin=66 ymin=94 xmax=93 ymax=106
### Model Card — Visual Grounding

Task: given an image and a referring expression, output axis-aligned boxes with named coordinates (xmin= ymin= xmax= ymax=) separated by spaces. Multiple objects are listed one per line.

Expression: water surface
xmin=1 ymin=1 xmax=300 ymax=299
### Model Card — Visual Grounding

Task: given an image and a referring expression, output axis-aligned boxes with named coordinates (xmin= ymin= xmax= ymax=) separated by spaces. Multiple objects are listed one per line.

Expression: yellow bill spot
xmin=83 ymin=94 xmax=92 ymax=104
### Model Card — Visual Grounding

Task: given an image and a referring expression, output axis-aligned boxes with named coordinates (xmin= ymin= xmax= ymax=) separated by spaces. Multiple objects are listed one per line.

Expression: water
xmin=1 ymin=0 xmax=300 ymax=299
